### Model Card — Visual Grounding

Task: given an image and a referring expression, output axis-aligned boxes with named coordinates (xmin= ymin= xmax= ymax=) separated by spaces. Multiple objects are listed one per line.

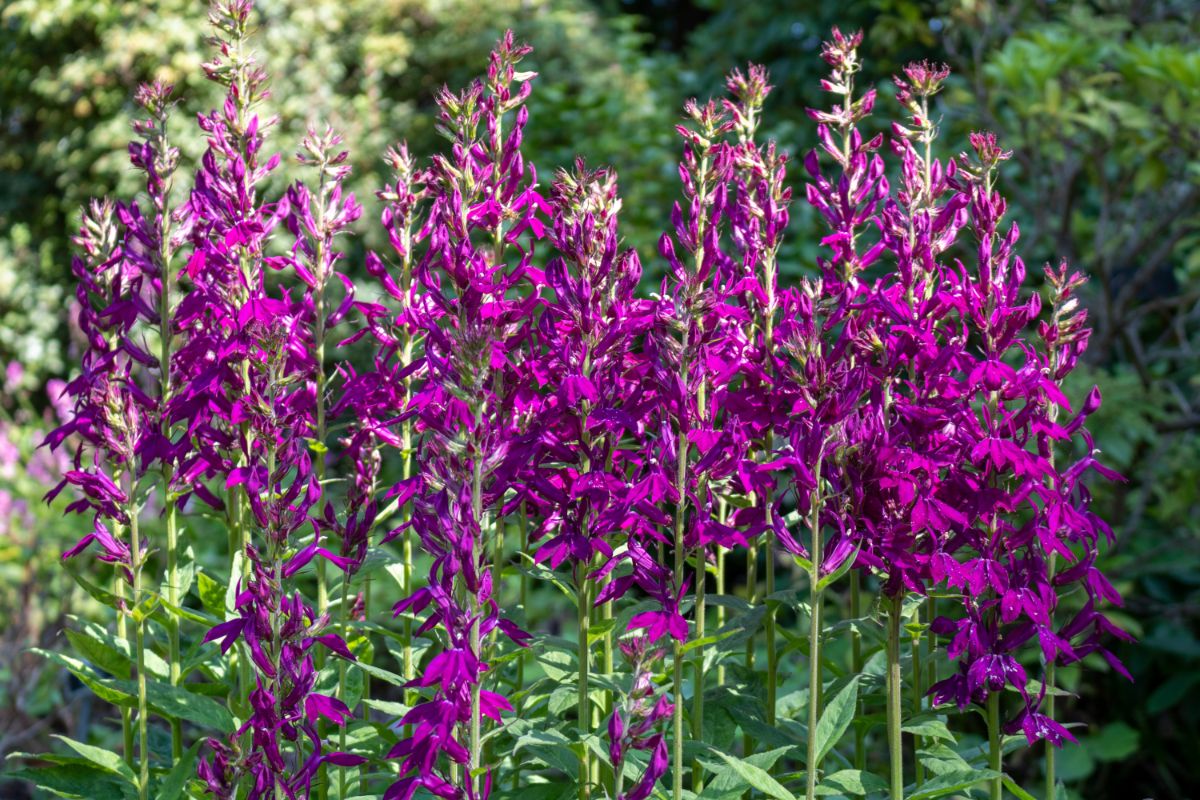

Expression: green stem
xmin=230 ymin=497 xmax=251 ymax=710
xmin=272 ymin=556 xmax=285 ymax=800
xmin=765 ymin=522 xmax=777 ymax=727
xmin=116 ymin=571 xmax=134 ymax=768
xmin=602 ymin=575 xmax=613 ymax=712
xmin=163 ymin=494 xmax=182 ymax=760
xmin=673 ymin=637 xmax=685 ymax=800
xmin=672 ymin=345 xmax=691 ymax=800
xmin=1045 ymin=657 xmax=1056 ymax=798
xmin=912 ymin=627 xmax=924 ymax=788
xmin=926 ymin=595 xmax=937 ymax=690
xmin=850 ymin=571 xmax=864 ymax=773
xmin=886 ymin=595 xmax=904 ymax=800
xmin=805 ymin=487 xmax=824 ymax=800
xmin=578 ymin=563 xmax=592 ymax=800
xmin=468 ymin=414 xmax=484 ymax=800
xmin=715 ymin=542 xmax=726 ymax=687
xmin=517 ymin=500 xmax=528 ymax=691
xmin=692 ymin=556 xmax=706 ymax=792
xmin=129 ymin=498 xmax=149 ymax=800
xmin=155 ymin=189 xmax=182 ymax=764
xmin=313 ymin=225 xmax=330 ymax=672
xmin=743 ymin=536 xmax=757 ymax=759
xmin=513 ymin=503 xmax=528 ymax=793
xmin=338 ymin=575 xmax=351 ymax=799
xmin=672 ymin=484 xmax=686 ymax=800
xmin=988 ymin=692 xmax=1002 ymax=800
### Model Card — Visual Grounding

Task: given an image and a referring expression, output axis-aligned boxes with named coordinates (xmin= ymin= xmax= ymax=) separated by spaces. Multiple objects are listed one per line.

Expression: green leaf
xmin=907 ymin=768 xmax=1000 ymax=799
xmin=156 ymin=741 xmax=201 ymax=799
xmin=64 ymin=628 xmax=129 ymax=681
xmin=62 ymin=563 xmax=121 ymax=609
xmin=817 ymin=769 xmax=889 ymax=796
xmin=536 ymin=646 xmax=575 ymax=682
xmin=703 ymin=747 xmax=794 ymax=795
xmin=363 ymin=697 xmax=410 ymax=718
xmin=354 ymin=660 xmax=408 ymax=688
xmin=814 ymin=676 xmax=860 ymax=765
xmin=1088 ymin=721 xmax=1139 ymax=761
xmin=130 ymin=593 xmax=161 ymax=624
xmin=30 ymin=648 xmax=135 ymax=708
xmin=66 ymin=618 xmax=170 ymax=680
xmin=117 ymin=679 xmax=235 ymax=733
xmin=224 ymin=551 xmax=244 ymax=612
xmin=513 ymin=728 xmax=578 ymax=776
xmin=196 ymin=571 xmax=226 ymax=617
xmin=5 ymin=765 xmax=133 ymax=800
xmin=586 ymin=617 xmax=615 ymax=645
xmin=158 ymin=596 xmax=220 ymax=627
xmin=704 ymin=748 xmax=797 ymax=800
xmin=1147 ymin=672 xmax=1200 ymax=714
xmin=162 ymin=545 xmax=196 ymax=601
xmin=50 ymin=735 xmax=135 ymax=785
xmin=901 ymin=716 xmax=955 ymax=743
xmin=1001 ymin=775 xmax=1038 ymax=800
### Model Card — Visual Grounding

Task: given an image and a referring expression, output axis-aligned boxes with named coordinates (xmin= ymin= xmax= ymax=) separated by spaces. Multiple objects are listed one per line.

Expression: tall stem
xmin=601 ymin=574 xmax=613 ymax=712
xmin=1044 ymin=588 xmax=1057 ymax=798
xmin=468 ymin=411 xmax=485 ymax=800
xmin=691 ymin=556 xmax=706 ymax=792
xmin=128 ymin=494 xmax=149 ymax=800
xmin=516 ymin=500 xmax=528 ymax=692
xmin=1043 ymin=364 xmax=1061 ymax=800
xmin=761 ymin=253 xmax=778 ymax=730
xmin=715 ymin=543 xmax=726 ymax=687
xmin=338 ymin=574 xmax=352 ymax=798
xmin=850 ymin=571 xmax=864 ymax=772
xmin=163 ymin=494 xmax=181 ymax=758
xmin=743 ymin=537 xmax=757 ymax=759
xmin=578 ymin=563 xmax=592 ymax=800
xmin=804 ymin=477 xmax=824 ymax=800
xmin=912 ymin=628 xmax=924 ymax=787
xmin=671 ymin=328 xmax=691 ymax=800
xmin=272 ymin=557 xmax=285 ymax=800
xmin=155 ymin=169 xmax=182 ymax=763
xmin=765 ymin=523 xmax=777 ymax=726
xmin=988 ymin=692 xmax=1002 ymax=800
xmin=672 ymin=470 xmax=687 ymax=800
xmin=512 ymin=502 xmax=529 ymax=793
xmin=886 ymin=595 xmax=904 ymax=800
xmin=673 ymin=636 xmax=684 ymax=800
xmin=116 ymin=571 xmax=133 ymax=767
xmin=691 ymin=377 xmax=708 ymax=792
xmin=401 ymin=334 xmax=415 ymax=732
xmin=926 ymin=595 xmax=937 ymax=691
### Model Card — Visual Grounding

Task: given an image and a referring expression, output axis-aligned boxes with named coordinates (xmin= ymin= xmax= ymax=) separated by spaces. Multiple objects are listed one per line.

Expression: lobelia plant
xmin=47 ymin=196 xmax=155 ymax=797
xmin=24 ymin=7 xmax=1135 ymax=800
xmin=525 ymin=159 xmax=651 ymax=799
xmin=377 ymin=30 xmax=545 ymax=800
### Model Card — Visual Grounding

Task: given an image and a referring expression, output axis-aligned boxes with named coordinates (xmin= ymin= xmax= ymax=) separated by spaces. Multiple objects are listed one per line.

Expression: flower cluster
xmin=37 ymin=11 xmax=1134 ymax=800
xmin=377 ymin=31 xmax=546 ymax=800
xmin=797 ymin=29 xmax=1131 ymax=748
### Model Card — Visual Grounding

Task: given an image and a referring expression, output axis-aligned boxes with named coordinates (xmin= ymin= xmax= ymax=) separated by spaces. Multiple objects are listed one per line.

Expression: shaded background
xmin=0 ymin=0 xmax=1196 ymax=797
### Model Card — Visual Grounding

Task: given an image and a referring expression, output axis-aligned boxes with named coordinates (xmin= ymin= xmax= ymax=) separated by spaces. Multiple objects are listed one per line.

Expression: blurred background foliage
xmin=1 ymin=0 xmax=1196 ymax=797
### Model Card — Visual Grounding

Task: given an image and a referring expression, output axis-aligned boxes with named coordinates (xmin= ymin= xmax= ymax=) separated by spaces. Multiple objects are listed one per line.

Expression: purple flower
xmin=608 ymin=637 xmax=673 ymax=800
xmin=374 ymin=30 xmax=543 ymax=800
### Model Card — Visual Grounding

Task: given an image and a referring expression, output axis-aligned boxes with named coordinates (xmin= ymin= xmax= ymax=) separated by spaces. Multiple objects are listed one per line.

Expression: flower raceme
xmin=38 ymin=7 xmax=1133 ymax=800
